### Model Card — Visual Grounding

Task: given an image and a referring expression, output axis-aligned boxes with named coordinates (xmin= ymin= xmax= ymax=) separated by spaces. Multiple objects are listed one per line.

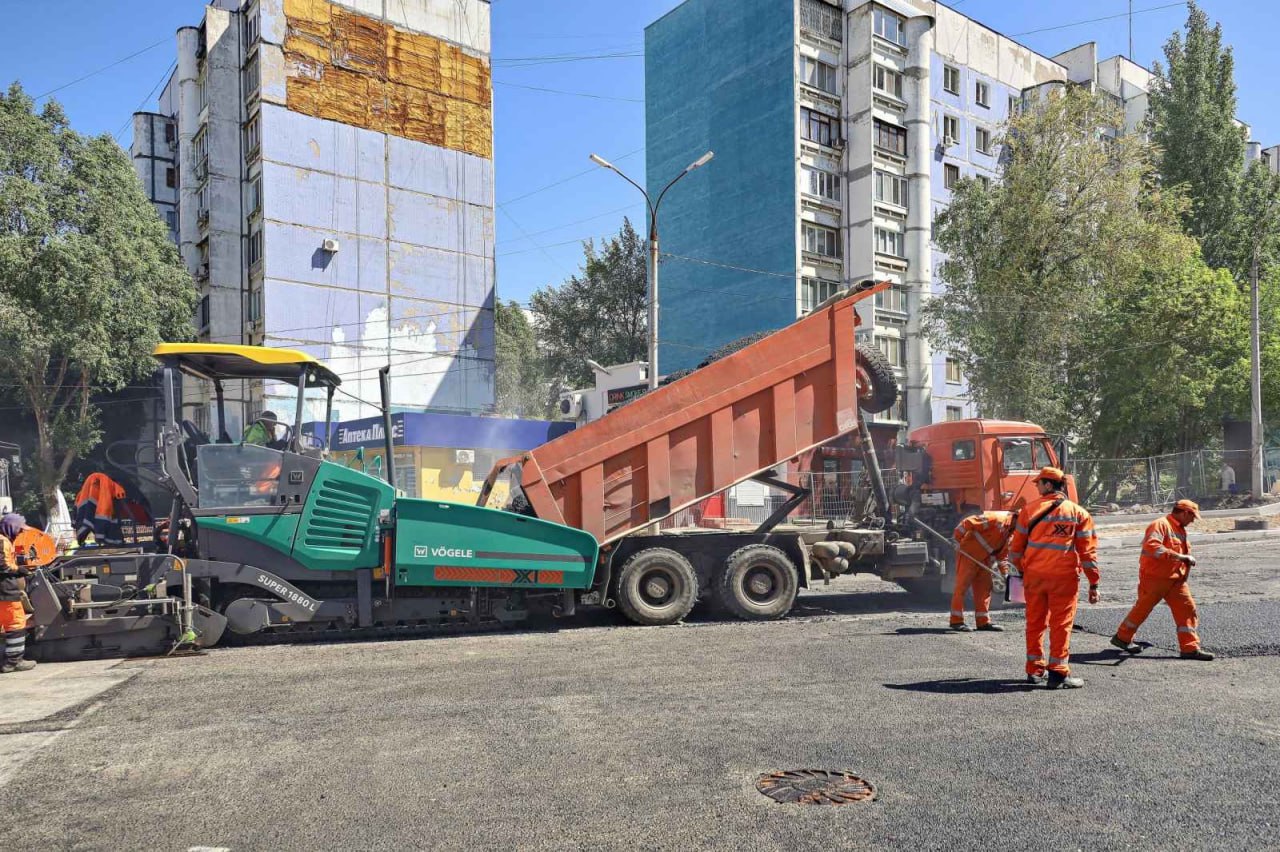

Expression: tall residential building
xmin=645 ymin=0 xmax=1155 ymax=431
xmin=129 ymin=0 xmax=495 ymax=436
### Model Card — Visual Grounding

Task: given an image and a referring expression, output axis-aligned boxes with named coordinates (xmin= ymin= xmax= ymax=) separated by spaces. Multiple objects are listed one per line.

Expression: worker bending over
xmin=949 ymin=511 xmax=1013 ymax=632
xmin=1111 ymin=499 xmax=1214 ymax=661
xmin=1008 ymin=467 xmax=1100 ymax=690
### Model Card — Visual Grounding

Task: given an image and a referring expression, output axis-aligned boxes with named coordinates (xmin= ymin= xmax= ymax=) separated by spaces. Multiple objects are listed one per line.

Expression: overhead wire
xmin=35 ymin=36 xmax=173 ymax=101
xmin=1011 ymin=2 xmax=1183 ymax=37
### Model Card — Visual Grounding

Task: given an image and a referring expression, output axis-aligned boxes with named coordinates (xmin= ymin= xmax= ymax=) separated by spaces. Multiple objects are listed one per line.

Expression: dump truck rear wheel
xmin=855 ymin=341 xmax=899 ymax=414
xmin=615 ymin=548 xmax=698 ymax=626
xmin=717 ymin=545 xmax=798 ymax=620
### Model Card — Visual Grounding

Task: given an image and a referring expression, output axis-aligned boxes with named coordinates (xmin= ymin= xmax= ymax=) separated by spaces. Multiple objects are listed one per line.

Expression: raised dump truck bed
xmin=481 ymin=281 xmax=889 ymax=544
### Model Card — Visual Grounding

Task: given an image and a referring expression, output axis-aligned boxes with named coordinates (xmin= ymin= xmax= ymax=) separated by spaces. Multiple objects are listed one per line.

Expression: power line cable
xmin=498 ymin=147 xmax=643 ymax=206
xmin=493 ymin=80 xmax=643 ymax=103
xmin=114 ymin=60 xmax=177 ymax=143
xmin=1011 ymin=2 xmax=1183 ymax=37
xmin=35 ymin=36 xmax=173 ymax=101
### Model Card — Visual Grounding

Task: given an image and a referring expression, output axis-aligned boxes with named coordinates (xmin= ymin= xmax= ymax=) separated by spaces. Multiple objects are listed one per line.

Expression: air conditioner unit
xmin=322 ymin=238 xmax=340 ymax=252
xmin=454 ymin=449 xmax=475 ymax=465
xmin=831 ymin=137 xmax=846 ymax=150
xmin=941 ymin=136 xmax=957 ymax=148
xmin=558 ymin=392 xmax=583 ymax=421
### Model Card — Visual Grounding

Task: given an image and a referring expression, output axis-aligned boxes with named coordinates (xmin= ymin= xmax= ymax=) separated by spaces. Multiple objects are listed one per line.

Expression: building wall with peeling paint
xmin=133 ymin=0 xmax=495 ymax=432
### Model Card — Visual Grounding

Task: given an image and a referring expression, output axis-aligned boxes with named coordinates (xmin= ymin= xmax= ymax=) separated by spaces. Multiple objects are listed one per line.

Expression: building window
xmin=875 ymin=227 xmax=904 ymax=258
xmin=164 ymin=122 xmax=176 ymax=144
xmin=248 ymin=286 xmax=263 ymax=323
xmin=801 ymin=56 xmax=839 ymax=95
xmin=1008 ymin=94 xmax=1021 ymax=115
xmin=873 ymin=7 xmax=907 ymax=48
xmin=243 ymin=4 xmax=259 ymax=46
xmin=975 ymin=80 xmax=990 ymax=108
xmin=803 ymin=165 xmax=841 ymax=202
xmin=198 ymin=71 xmax=208 ymax=111
xmin=876 ymin=335 xmax=906 ymax=368
xmin=975 ymin=126 xmax=992 ymax=154
xmin=803 ymin=223 xmax=841 ymax=258
xmin=874 ymin=119 xmax=906 ymax=157
xmin=802 ymin=108 xmax=841 ymax=148
xmin=945 ymin=357 xmax=962 ymax=383
xmin=243 ymin=113 xmax=261 ymax=156
xmin=944 ymin=163 xmax=960 ymax=189
xmin=165 ymin=167 xmax=177 ymax=188
xmin=248 ymin=175 xmax=262 ymax=216
xmin=875 ymin=285 xmax=907 ymax=313
xmin=800 ymin=0 xmax=842 ymax=42
xmin=801 ymin=276 xmax=841 ymax=313
xmin=945 ymin=406 xmax=964 ymax=422
xmin=165 ymin=210 xmax=177 ymax=231
xmin=874 ymin=169 xmax=908 ymax=208
xmin=196 ymin=294 xmax=211 ymax=331
xmin=942 ymin=114 xmax=959 ymax=145
xmin=880 ymin=393 xmax=906 ymax=423
xmin=943 ymin=65 xmax=960 ymax=95
xmin=976 ymin=174 xmax=991 ymax=190
xmin=247 ymin=227 xmax=263 ymax=268
xmin=873 ymin=64 xmax=903 ymax=99
xmin=242 ymin=53 xmax=260 ymax=96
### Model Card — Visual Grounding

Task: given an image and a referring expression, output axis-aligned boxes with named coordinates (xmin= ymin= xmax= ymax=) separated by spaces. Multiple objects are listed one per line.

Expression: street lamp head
xmin=687 ymin=150 xmax=715 ymax=171
xmin=589 ymin=153 xmax=615 ymax=171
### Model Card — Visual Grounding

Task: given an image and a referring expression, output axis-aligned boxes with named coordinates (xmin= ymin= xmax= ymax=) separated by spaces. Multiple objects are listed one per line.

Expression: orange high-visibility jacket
xmin=1008 ymin=493 xmax=1100 ymax=583
xmin=953 ymin=511 xmax=1014 ymax=561
xmin=1139 ymin=515 xmax=1191 ymax=579
xmin=75 ymin=473 xmax=126 ymax=521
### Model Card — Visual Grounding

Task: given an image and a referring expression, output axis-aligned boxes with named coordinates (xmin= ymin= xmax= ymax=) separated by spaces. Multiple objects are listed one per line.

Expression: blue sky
xmin=2 ymin=1 xmax=1277 ymax=306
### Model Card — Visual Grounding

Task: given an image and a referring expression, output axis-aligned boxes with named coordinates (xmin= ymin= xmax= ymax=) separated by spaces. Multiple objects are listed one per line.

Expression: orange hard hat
xmin=1035 ymin=466 xmax=1066 ymax=483
xmin=1173 ymin=498 xmax=1201 ymax=518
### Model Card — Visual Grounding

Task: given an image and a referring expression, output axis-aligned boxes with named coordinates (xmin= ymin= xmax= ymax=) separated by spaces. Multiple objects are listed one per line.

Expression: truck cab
xmin=904 ymin=419 xmax=1076 ymax=520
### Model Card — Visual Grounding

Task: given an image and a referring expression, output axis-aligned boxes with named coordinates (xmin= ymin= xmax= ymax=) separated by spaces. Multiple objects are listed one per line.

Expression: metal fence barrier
xmin=1068 ymin=447 xmax=1280 ymax=510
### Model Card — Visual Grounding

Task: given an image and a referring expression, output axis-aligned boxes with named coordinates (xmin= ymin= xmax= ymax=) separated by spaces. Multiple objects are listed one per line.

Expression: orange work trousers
xmin=1023 ymin=572 xmax=1080 ymax=676
xmin=0 ymin=600 xmax=25 ymax=633
xmin=949 ymin=546 xmax=994 ymax=627
xmin=1115 ymin=573 xmax=1200 ymax=652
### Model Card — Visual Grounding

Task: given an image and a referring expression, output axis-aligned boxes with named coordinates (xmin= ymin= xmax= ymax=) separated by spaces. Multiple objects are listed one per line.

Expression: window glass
xmin=953 ymin=440 xmax=976 ymax=461
xmin=874 ymin=120 xmax=906 ymax=156
xmin=873 ymin=8 xmax=907 ymax=47
xmin=197 ymin=444 xmax=284 ymax=508
xmin=943 ymin=65 xmax=960 ymax=95
xmin=975 ymin=80 xmax=989 ymax=107
xmin=1001 ymin=439 xmax=1035 ymax=472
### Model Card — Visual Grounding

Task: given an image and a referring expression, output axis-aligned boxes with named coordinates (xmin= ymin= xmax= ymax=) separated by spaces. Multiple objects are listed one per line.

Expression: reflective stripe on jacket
xmin=74 ymin=472 xmax=127 ymax=521
xmin=953 ymin=511 xmax=1014 ymax=560
xmin=1008 ymin=493 xmax=1100 ymax=583
xmin=1139 ymin=515 xmax=1190 ymax=579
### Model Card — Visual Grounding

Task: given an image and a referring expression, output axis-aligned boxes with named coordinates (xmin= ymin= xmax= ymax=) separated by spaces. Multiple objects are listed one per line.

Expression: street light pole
xmin=590 ymin=150 xmax=714 ymax=389
xmin=1251 ymin=246 xmax=1264 ymax=499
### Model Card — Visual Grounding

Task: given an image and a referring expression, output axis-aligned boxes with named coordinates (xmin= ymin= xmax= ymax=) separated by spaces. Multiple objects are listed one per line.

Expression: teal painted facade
xmin=645 ymin=0 xmax=798 ymax=373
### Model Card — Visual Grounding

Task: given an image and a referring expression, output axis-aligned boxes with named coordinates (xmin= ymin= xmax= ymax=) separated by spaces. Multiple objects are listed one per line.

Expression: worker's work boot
xmin=1180 ymin=649 xmax=1215 ymax=661
xmin=0 ymin=659 xmax=37 ymax=674
xmin=1046 ymin=671 xmax=1084 ymax=690
xmin=950 ymin=623 xmax=973 ymax=632
xmin=1110 ymin=636 xmax=1142 ymax=654
xmin=1025 ymin=672 xmax=1047 ymax=685
xmin=976 ymin=623 xmax=1004 ymax=632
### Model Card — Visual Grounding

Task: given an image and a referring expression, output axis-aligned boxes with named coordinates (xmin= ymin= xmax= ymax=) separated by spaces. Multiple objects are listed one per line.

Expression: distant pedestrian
xmin=1008 ymin=467 xmax=1100 ymax=689
xmin=1110 ymin=499 xmax=1213 ymax=661
xmin=1220 ymin=462 xmax=1237 ymax=495
xmin=949 ymin=511 xmax=1013 ymax=632
xmin=1 ymin=513 xmax=37 ymax=674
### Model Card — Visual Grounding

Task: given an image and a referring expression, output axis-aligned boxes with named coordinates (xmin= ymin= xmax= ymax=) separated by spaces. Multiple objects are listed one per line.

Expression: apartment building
xmin=129 ymin=0 xmax=495 ymax=435
xmin=645 ymin=0 xmax=1157 ymax=430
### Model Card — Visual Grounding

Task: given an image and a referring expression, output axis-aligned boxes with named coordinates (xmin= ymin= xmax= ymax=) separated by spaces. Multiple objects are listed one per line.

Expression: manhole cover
xmin=756 ymin=769 xmax=876 ymax=805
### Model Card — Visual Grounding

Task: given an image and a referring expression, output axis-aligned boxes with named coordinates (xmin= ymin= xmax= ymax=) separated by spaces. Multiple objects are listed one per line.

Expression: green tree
xmin=929 ymin=87 xmax=1193 ymax=442
xmin=493 ymin=299 xmax=548 ymax=417
xmin=530 ymin=217 xmax=646 ymax=400
xmin=0 ymin=83 xmax=195 ymax=514
xmin=1147 ymin=1 xmax=1246 ymax=269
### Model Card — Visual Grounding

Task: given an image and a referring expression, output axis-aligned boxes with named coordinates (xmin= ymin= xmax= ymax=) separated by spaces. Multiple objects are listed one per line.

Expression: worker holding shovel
xmin=949 ymin=511 xmax=1014 ymax=632
xmin=1110 ymin=499 xmax=1214 ymax=661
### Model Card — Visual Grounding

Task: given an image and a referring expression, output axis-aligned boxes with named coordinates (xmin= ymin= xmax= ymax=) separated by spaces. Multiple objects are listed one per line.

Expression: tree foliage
xmin=927 ymin=86 xmax=1244 ymax=461
xmin=530 ymin=217 xmax=646 ymax=401
xmin=1147 ymin=1 xmax=1246 ymax=269
xmin=0 ymin=83 xmax=195 ymax=514
xmin=493 ymin=299 xmax=548 ymax=418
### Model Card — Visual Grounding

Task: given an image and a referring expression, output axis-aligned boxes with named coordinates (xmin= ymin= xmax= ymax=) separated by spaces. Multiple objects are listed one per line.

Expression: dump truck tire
xmin=716 ymin=544 xmax=798 ymax=620
xmin=615 ymin=548 xmax=699 ymax=626
xmin=855 ymin=341 xmax=899 ymax=414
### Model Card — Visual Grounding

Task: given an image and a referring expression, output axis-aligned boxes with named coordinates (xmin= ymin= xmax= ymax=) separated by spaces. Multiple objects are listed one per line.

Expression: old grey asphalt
xmin=6 ymin=540 xmax=1280 ymax=851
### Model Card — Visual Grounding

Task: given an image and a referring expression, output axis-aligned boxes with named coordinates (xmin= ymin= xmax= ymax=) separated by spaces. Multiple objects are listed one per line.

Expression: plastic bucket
xmin=1005 ymin=574 xmax=1026 ymax=605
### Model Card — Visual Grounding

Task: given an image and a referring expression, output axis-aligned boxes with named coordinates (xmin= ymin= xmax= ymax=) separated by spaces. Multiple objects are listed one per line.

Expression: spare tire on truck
xmin=855 ymin=341 xmax=899 ymax=414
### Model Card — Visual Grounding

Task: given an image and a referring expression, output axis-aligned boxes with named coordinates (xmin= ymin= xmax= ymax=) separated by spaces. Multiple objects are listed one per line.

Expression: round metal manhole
xmin=756 ymin=769 xmax=876 ymax=805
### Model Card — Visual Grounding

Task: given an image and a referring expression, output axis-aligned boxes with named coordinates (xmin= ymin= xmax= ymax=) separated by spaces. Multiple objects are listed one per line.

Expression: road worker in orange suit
xmin=1 ymin=513 xmax=37 ymax=674
xmin=1110 ymin=499 xmax=1214 ymax=661
xmin=949 ymin=511 xmax=1014 ymax=632
xmin=1008 ymin=467 xmax=1100 ymax=689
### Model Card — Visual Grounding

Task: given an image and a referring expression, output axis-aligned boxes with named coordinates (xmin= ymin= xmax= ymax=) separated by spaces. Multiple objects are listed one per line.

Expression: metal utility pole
xmin=1251 ymin=248 xmax=1265 ymax=499
xmin=1128 ymin=0 xmax=1134 ymax=59
xmin=589 ymin=150 xmax=714 ymax=389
